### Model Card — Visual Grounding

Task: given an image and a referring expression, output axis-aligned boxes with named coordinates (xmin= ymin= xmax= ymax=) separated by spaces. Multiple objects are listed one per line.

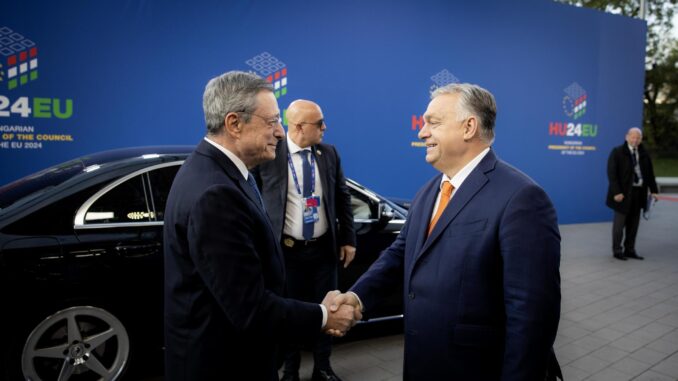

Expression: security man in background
xmin=254 ymin=99 xmax=356 ymax=381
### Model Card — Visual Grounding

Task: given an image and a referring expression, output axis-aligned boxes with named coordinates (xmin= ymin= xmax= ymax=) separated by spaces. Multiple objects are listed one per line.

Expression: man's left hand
xmin=339 ymin=245 xmax=356 ymax=268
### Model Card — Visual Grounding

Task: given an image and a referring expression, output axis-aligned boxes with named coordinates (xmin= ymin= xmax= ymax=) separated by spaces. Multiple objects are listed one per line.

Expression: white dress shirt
xmin=430 ymin=147 xmax=490 ymax=221
xmin=284 ymin=134 xmax=329 ymax=240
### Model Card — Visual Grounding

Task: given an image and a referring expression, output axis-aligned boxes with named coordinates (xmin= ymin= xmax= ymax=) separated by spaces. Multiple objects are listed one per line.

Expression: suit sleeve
xmin=499 ymin=183 xmax=561 ymax=381
xmin=644 ymin=155 xmax=659 ymax=194
xmin=187 ymin=183 xmax=321 ymax=338
xmin=607 ymin=148 xmax=623 ymax=196
xmin=349 ymin=218 xmax=407 ymax=317
xmin=332 ymin=146 xmax=357 ymax=247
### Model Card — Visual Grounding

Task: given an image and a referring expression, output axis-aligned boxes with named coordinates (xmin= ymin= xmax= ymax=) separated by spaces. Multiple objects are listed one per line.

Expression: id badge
xmin=303 ymin=196 xmax=321 ymax=223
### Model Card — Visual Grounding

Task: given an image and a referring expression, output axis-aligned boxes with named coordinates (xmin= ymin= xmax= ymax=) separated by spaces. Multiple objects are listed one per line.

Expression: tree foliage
xmin=556 ymin=0 xmax=678 ymax=155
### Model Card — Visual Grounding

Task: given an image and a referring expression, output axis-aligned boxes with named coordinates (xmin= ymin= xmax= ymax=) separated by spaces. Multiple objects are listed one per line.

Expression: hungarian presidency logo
xmin=245 ymin=52 xmax=287 ymax=99
xmin=562 ymin=82 xmax=587 ymax=120
xmin=548 ymin=82 xmax=598 ymax=156
xmin=429 ymin=69 xmax=459 ymax=96
xmin=410 ymin=69 xmax=461 ymax=148
xmin=0 ymin=26 xmax=38 ymax=90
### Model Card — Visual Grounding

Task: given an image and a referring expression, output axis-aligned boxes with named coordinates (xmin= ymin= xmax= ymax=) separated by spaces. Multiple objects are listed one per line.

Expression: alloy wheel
xmin=21 ymin=306 xmax=129 ymax=381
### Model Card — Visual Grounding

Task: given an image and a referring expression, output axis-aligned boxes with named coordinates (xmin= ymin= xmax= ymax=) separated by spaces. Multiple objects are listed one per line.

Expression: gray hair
xmin=431 ymin=83 xmax=497 ymax=144
xmin=202 ymin=71 xmax=273 ymax=135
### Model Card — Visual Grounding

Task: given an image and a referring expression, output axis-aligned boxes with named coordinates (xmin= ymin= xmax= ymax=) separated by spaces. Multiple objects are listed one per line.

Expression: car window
xmin=349 ymin=187 xmax=378 ymax=220
xmin=84 ymin=174 xmax=153 ymax=224
xmin=147 ymin=165 xmax=180 ymax=222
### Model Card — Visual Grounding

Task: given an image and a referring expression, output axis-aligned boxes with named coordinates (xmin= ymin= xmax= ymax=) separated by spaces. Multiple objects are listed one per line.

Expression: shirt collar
xmin=203 ymin=136 xmax=249 ymax=180
xmin=627 ymin=144 xmax=637 ymax=152
xmin=287 ymin=133 xmax=311 ymax=155
xmin=440 ymin=147 xmax=491 ymax=190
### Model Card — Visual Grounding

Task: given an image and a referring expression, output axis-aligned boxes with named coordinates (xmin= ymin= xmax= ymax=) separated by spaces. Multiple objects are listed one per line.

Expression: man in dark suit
xmin=606 ymin=127 xmax=659 ymax=260
xmin=330 ymin=83 xmax=562 ymax=380
xmin=253 ymin=100 xmax=356 ymax=381
xmin=163 ymin=71 xmax=358 ymax=381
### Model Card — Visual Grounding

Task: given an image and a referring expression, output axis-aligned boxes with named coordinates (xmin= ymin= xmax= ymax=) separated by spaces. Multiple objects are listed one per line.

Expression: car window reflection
xmin=85 ymin=174 xmax=153 ymax=224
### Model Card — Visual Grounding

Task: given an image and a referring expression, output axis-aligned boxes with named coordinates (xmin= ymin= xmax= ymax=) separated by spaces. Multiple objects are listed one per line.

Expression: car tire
xmin=18 ymin=305 xmax=130 ymax=381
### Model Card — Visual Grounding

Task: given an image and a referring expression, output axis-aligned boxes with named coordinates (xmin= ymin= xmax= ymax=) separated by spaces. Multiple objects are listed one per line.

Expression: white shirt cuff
xmin=320 ymin=304 xmax=328 ymax=328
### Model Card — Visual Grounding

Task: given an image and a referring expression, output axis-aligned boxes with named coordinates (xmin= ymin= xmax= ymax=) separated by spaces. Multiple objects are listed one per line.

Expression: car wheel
xmin=21 ymin=305 xmax=130 ymax=381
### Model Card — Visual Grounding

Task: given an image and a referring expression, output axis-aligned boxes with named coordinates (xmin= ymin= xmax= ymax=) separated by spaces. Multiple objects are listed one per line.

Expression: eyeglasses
xmin=298 ymin=119 xmax=325 ymax=129
xmin=239 ymin=112 xmax=282 ymax=128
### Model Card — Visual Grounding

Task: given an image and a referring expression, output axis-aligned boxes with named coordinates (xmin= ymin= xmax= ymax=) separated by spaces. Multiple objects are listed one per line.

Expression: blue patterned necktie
xmin=300 ymin=150 xmax=314 ymax=240
xmin=246 ymin=173 xmax=265 ymax=209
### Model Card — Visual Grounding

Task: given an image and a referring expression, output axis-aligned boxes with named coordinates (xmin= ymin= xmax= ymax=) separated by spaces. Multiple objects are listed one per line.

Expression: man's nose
xmin=418 ymin=124 xmax=430 ymax=140
xmin=274 ymin=124 xmax=284 ymax=139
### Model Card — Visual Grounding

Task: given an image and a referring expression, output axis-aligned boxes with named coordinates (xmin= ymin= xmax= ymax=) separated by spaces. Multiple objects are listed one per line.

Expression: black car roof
xmin=0 ymin=146 xmax=194 ymax=212
xmin=75 ymin=146 xmax=194 ymax=167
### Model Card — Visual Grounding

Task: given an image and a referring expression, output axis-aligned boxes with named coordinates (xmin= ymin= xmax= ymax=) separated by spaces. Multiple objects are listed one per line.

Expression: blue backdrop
xmin=1 ymin=0 xmax=647 ymax=224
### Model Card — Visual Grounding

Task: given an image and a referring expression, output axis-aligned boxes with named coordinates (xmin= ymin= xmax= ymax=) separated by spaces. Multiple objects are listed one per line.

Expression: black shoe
xmin=280 ymin=372 xmax=300 ymax=381
xmin=625 ymin=252 xmax=644 ymax=260
xmin=613 ymin=253 xmax=627 ymax=261
xmin=311 ymin=368 xmax=342 ymax=381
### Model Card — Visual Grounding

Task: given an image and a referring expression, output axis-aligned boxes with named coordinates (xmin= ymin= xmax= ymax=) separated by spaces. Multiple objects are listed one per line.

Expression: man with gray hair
xmin=606 ymin=127 xmax=659 ymax=260
xmin=163 ymin=71 xmax=358 ymax=380
xmin=330 ymin=83 xmax=562 ymax=380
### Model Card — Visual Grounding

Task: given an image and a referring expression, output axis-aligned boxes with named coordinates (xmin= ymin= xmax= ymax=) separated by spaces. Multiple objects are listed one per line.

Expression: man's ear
xmin=463 ymin=116 xmax=479 ymax=141
xmin=224 ymin=112 xmax=241 ymax=137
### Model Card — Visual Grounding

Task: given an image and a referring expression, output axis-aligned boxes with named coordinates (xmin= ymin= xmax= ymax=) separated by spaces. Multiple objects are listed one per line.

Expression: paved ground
xmin=289 ymin=194 xmax=678 ymax=381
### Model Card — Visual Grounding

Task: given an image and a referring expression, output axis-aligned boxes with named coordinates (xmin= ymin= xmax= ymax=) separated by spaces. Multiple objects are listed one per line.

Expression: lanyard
xmin=287 ymin=150 xmax=315 ymax=195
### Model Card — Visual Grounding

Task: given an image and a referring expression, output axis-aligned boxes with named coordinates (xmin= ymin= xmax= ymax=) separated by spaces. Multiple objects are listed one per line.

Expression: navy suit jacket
xmin=351 ymin=150 xmax=561 ymax=380
xmin=253 ymin=140 xmax=356 ymax=253
xmin=163 ymin=140 xmax=322 ymax=381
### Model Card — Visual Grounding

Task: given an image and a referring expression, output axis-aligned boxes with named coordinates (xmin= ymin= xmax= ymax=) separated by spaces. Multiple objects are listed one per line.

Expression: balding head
xmin=287 ymin=99 xmax=326 ymax=148
xmin=626 ymin=127 xmax=643 ymax=148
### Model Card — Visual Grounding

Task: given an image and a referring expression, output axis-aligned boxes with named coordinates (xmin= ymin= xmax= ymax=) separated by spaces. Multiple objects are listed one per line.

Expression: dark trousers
xmin=281 ymin=235 xmax=337 ymax=373
xmin=612 ymin=187 xmax=644 ymax=255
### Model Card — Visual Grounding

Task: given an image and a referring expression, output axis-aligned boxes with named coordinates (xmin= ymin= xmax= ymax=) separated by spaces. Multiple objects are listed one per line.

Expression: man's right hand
xmin=322 ymin=291 xmax=363 ymax=337
xmin=321 ymin=290 xmax=358 ymax=337
xmin=614 ymin=193 xmax=624 ymax=202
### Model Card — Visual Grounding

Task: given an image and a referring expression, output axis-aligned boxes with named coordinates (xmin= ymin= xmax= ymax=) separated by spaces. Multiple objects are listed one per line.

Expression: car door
xmin=72 ymin=162 xmax=181 ymax=355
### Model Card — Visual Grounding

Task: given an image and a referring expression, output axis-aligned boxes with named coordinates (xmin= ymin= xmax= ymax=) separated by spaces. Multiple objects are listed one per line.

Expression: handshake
xmin=321 ymin=290 xmax=362 ymax=337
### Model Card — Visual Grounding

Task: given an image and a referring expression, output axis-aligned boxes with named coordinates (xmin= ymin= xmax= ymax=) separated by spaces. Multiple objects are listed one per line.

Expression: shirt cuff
xmin=347 ymin=291 xmax=364 ymax=312
xmin=320 ymin=304 xmax=328 ymax=328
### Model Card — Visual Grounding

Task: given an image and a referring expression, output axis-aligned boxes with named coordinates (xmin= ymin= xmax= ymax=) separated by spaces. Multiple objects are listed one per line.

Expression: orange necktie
xmin=428 ymin=181 xmax=454 ymax=236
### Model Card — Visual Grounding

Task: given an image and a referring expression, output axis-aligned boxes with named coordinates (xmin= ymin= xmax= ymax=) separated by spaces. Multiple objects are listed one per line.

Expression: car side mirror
xmin=374 ymin=202 xmax=395 ymax=230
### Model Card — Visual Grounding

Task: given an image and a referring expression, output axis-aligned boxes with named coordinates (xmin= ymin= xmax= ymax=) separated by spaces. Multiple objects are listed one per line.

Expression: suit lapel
xmin=415 ymin=151 xmax=497 ymax=262
xmin=197 ymin=139 xmax=286 ymax=277
xmin=313 ymin=145 xmax=330 ymax=199
xmin=313 ymin=145 xmax=333 ymax=225
xmin=276 ymin=142 xmax=290 ymax=218
xmin=411 ymin=178 xmax=441 ymax=256
xmin=196 ymin=139 xmax=269 ymax=224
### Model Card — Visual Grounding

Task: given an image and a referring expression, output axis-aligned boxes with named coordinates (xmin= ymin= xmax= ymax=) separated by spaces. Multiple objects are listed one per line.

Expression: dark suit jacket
xmin=351 ymin=150 xmax=561 ymax=380
xmin=163 ymin=140 xmax=322 ymax=381
xmin=253 ymin=140 xmax=356 ymax=254
xmin=606 ymin=142 xmax=658 ymax=214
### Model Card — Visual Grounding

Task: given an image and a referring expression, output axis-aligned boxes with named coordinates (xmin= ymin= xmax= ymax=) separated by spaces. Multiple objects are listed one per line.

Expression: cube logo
xmin=245 ymin=52 xmax=287 ymax=99
xmin=562 ymin=82 xmax=587 ymax=120
xmin=0 ymin=26 xmax=38 ymax=90
xmin=411 ymin=70 xmax=461 ymax=135
xmin=429 ymin=69 xmax=459 ymax=95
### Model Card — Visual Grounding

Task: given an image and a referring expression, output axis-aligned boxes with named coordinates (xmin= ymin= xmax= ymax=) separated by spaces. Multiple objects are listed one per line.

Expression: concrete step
xmin=657 ymin=177 xmax=678 ymax=193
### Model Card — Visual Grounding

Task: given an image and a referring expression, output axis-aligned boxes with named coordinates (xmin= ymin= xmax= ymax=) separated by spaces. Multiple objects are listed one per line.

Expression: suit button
xmin=408 ymin=292 xmax=415 ymax=300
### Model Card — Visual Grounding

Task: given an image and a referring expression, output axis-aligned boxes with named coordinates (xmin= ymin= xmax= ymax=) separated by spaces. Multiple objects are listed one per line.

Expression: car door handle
xmin=114 ymin=242 xmax=161 ymax=257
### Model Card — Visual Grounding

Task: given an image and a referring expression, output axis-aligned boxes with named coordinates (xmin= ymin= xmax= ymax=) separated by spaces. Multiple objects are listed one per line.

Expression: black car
xmin=0 ymin=146 xmax=406 ymax=381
